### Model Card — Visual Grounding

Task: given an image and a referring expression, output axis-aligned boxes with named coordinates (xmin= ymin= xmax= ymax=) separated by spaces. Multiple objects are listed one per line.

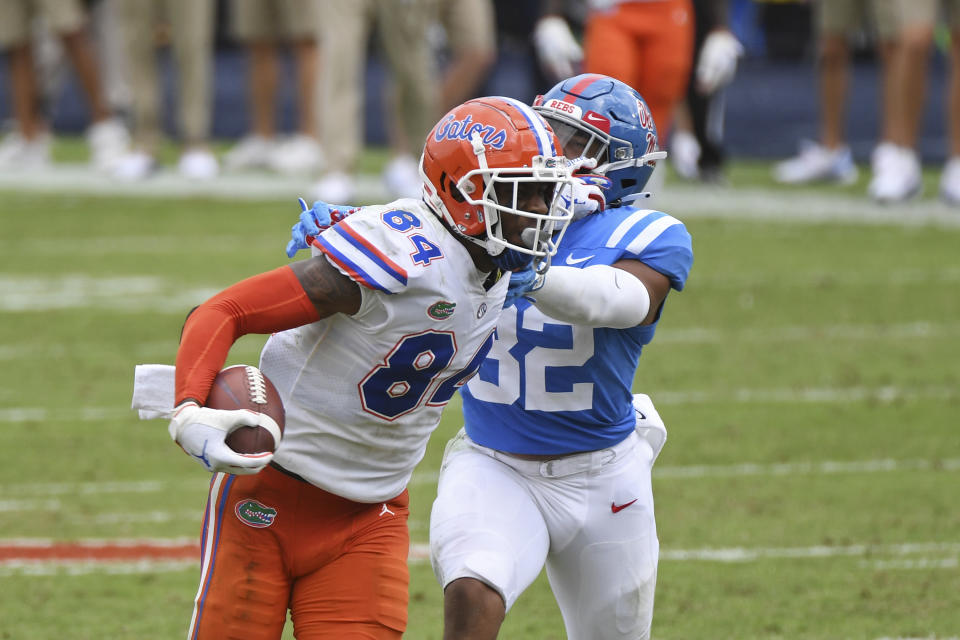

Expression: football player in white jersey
xmin=287 ymin=75 xmax=693 ymax=640
xmin=165 ymin=96 xmax=578 ymax=639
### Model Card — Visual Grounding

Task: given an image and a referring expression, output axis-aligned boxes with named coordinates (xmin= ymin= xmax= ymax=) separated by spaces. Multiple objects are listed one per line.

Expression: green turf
xmin=1 ymin=157 xmax=958 ymax=638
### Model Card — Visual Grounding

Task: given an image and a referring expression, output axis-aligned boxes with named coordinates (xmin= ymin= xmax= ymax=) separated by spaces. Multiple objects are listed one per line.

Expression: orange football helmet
xmin=420 ymin=96 xmax=576 ymax=271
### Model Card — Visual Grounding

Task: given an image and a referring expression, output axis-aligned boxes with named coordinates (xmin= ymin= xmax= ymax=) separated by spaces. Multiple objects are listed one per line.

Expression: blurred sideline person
xmin=0 ymin=0 xmax=129 ymax=171
xmin=223 ymin=0 xmax=322 ymax=175
xmin=581 ymin=0 xmax=694 ymax=140
xmin=871 ymin=0 xmax=960 ymax=203
xmin=537 ymin=0 xmax=694 ymax=196
xmin=671 ymin=0 xmax=743 ymax=183
xmin=111 ymin=0 xmax=218 ymax=180
xmin=147 ymin=97 xmax=578 ymax=638
xmin=314 ymin=0 xmax=438 ymax=203
xmin=287 ymin=75 xmax=693 ymax=640
xmin=387 ymin=0 xmax=497 ymax=185
xmin=432 ymin=0 xmax=497 ymax=112
xmin=773 ymin=0 xmax=900 ymax=187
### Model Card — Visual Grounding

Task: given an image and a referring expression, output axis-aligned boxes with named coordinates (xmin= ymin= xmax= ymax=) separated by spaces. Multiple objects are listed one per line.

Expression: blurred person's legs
xmin=50 ymin=2 xmax=130 ymax=171
xmin=584 ymin=0 xmax=693 ymax=197
xmin=270 ymin=0 xmax=322 ymax=174
xmin=378 ymin=0 xmax=438 ymax=199
xmin=583 ymin=0 xmax=694 ymax=138
xmin=113 ymin=0 xmax=161 ymax=178
xmin=0 ymin=0 xmax=89 ymax=168
xmin=0 ymin=39 xmax=51 ymax=168
xmin=939 ymin=1 xmax=960 ymax=203
xmin=774 ymin=0 xmax=871 ymax=185
xmin=434 ymin=0 xmax=496 ymax=111
xmin=227 ymin=0 xmax=321 ymax=174
xmin=90 ymin=0 xmax=131 ymax=115
xmin=168 ymin=0 xmax=217 ymax=179
xmin=315 ymin=0 xmax=375 ymax=202
xmin=868 ymin=0 xmax=928 ymax=202
xmin=226 ymin=0 xmax=281 ymax=170
xmin=671 ymin=0 xmax=733 ymax=184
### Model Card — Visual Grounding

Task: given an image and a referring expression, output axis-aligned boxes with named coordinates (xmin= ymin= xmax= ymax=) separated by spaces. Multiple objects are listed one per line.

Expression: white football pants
xmin=430 ymin=428 xmax=659 ymax=640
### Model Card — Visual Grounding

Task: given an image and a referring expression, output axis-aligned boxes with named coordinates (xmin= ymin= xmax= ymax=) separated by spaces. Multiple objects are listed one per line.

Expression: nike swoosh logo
xmin=611 ymin=499 xmax=638 ymax=514
xmin=564 ymin=254 xmax=594 ymax=265
xmin=585 ymin=112 xmax=605 ymax=123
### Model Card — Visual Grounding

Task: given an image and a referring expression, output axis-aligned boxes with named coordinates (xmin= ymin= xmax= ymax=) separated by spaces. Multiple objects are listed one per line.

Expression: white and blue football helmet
xmin=533 ymin=74 xmax=667 ymax=205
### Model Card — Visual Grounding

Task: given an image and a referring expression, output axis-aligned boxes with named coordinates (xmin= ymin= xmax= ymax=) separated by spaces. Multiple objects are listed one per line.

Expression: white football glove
xmin=558 ymin=157 xmax=611 ymax=220
xmin=533 ymin=15 xmax=583 ymax=79
xmin=168 ymin=401 xmax=274 ymax=475
xmin=696 ymin=30 xmax=744 ymax=94
xmin=559 ymin=175 xmax=610 ymax=220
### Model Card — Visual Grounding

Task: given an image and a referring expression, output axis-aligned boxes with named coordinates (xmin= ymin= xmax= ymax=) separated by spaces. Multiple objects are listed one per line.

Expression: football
xmin=205 ymin=365 xmax=285 ymax=454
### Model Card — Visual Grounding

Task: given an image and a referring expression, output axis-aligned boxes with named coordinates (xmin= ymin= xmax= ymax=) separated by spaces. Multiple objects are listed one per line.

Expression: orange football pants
xmin=583 ymin=0 xmax=694 ymax=137
xmin=188 ymin=465 xmax=410 ymax=639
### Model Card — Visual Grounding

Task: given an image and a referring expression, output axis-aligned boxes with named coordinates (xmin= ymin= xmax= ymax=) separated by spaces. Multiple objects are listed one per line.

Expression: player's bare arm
xmin=611 ymin=258 xmax=672 ymax=325
xmin=290 ymin=255 xmax=362 ymax=317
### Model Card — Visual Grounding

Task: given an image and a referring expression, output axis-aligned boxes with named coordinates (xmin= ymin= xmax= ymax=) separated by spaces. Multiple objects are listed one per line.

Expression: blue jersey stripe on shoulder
xmin=331 ymin=224 xmax=408 ymax=286
xmin=315 ymin=236 xmax=394 ymax=293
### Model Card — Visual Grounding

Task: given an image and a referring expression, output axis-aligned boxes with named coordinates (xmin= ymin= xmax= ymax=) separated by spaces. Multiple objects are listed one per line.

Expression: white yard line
xmin=656 ymin=541 xmax=960 ymax=562
xmin=0 ymin=275 xmax=220 ymax=312
xmin=655 ymin=320 xmax=960 ymax=344
xmin=3 ymin=267 xmax=958 ymax=313
xmin=3 ymin=320 xmax=956 ymax=360
xmin=4 ymin=539 xmax=955 ymax=575
xmin=2 ymin=455 xmax=956 ymax=502
xmin=0 ymin=559 xmax=198 ymax=577
xmin=3 ymin=164 xmax=959 ymax=228
xmin=3 ymin=382 xmax=955 ymax=426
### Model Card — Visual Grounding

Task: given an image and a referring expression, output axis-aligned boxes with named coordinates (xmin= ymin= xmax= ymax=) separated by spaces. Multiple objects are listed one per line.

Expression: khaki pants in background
xmin=114 ymin=0 xmax=214 ymax=153
xmin=318 ymin=0 xmax=437 ymax=170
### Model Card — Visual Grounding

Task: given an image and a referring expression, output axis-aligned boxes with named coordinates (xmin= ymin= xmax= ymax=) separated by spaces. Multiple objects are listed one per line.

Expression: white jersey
xmin=260 ymin=199 xmax=505 ymax=503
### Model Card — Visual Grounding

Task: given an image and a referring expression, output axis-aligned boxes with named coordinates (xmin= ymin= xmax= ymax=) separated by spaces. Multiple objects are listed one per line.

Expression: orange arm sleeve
xmin=175 ymin=265 xmax=321 ymax=405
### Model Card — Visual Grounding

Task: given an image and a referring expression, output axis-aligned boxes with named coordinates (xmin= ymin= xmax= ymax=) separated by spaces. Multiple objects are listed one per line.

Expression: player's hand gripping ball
xmin=206 ymin=365 xmax=285 ymax=454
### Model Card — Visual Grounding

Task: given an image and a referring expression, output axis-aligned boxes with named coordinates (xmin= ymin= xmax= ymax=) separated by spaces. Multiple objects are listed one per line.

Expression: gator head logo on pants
xmin=235 ymin=499 xmax=278 ymax=528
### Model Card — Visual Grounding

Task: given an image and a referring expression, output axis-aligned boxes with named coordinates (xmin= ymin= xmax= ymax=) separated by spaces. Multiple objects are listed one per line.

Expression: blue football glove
xmin=503 ymin=266 xmax=539 ymax=307
xmin=285 ymin=198 xmax=356 ymax=258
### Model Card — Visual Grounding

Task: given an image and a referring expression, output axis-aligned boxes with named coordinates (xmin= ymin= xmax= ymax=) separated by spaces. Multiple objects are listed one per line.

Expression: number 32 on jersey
xmin=468 ymin=305 xmax=595 ymax=412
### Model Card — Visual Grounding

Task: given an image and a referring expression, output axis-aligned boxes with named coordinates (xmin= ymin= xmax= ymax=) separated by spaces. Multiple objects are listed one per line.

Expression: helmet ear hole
xmin=449 ymin=178 xmax=465 ymax=203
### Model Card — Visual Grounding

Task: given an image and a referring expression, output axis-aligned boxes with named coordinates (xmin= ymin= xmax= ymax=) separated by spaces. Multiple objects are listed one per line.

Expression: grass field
xmin=1 ymin=150 xmax=959 ymax=639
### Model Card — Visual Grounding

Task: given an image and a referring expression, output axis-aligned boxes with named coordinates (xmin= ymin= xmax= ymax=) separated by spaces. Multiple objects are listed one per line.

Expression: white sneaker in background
xmin=224 ymin=135 xmax=275 ymax=170
xmin=383 ymin=154 xmax=421 ymax=199
xmin=773 ymin=140 xmax=859 ymax=185
xmin=0 ymin=131 xmax=51 ymax=170
xmin=86 ymin=117 xmax=129 ymax=171
xmin=867 ymin=144 xmax=921 ymax=203
xmin=939 ymin=156 xmax=960 ymax=205
xmin=268 ymin=134 xmax=323 ymax=175
xmin=670 ymin=129 xmax=701 ymax=180
xmin=313 ymin=171 xmax=356 ymax=204
xmin=178 ymin=148 xmax=219 ymax=180
xmin=113 ymin=150 xmax=156 ymax=180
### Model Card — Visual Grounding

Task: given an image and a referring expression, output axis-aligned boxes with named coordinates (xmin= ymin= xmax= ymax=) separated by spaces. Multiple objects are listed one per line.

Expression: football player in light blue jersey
xmin=285 ymin=76 xmax=692 ymax=640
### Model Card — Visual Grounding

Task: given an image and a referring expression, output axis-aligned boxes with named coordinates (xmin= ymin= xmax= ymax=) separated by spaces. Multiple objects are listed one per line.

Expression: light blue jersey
xmin=461 ymin=207 xmax=693 ymax=455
